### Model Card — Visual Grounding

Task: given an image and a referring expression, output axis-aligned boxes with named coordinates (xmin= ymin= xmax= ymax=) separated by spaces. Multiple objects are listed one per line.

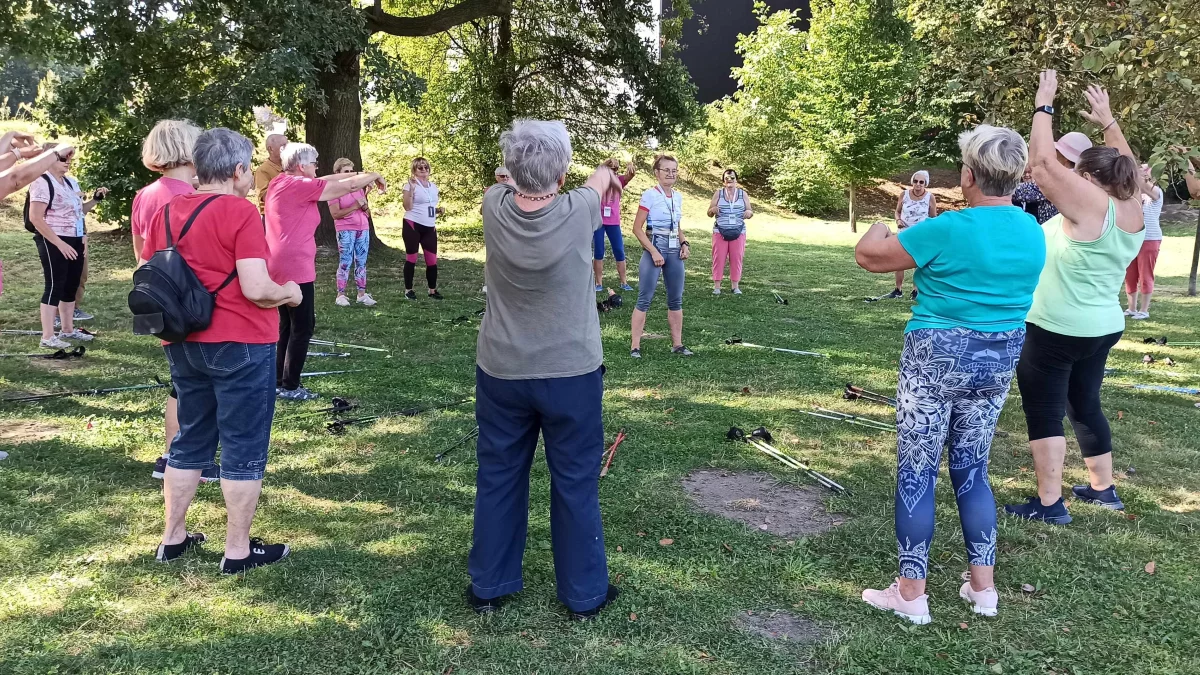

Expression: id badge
xmin=668 ymin=231 xmax=680 ymax=250
xmin=603 ymin=206 xmax=612 ymax=218
xmin=428 ymin=206 xmax=436 ymax=219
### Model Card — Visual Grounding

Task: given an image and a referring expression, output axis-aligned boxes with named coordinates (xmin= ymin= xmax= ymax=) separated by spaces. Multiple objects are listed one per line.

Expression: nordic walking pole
xmin=746 ymin=427 xmax=848 ymax=493
xmin=725 ymin=337 xmax=827 ymax=358
xmin=328 ymin=398 xmax=474 ymax=434
xmin=746 ymin=437 xmax=847 ymax=493
xmin=843 ymin=383 xmax=897 ymax=407
xmin=600 ymin=429 xmax=627 ymax=477
xmin=798 ymin=409 xmax=894 ymax=432
xmin=434 ymin=427 xmax=480 ymax=462
xmin=299 ymin=370 xmax=363 ymax=378
xmin=306 ymin=352 xmax=351 ymax=358
xmin=0 ymin=329 xmax=43 ymax=336
xmin=0 ymin=346 xmax=86 ymax=360
xmin=3 ymin=378 xmax=169 ymax=403
xmin=814 ymin=407 xmax=894 ymax=431
xmin=309 ymin=338 xmax=389 ymax=353
xmin=274 ymin=397 xmax=357 ymax=423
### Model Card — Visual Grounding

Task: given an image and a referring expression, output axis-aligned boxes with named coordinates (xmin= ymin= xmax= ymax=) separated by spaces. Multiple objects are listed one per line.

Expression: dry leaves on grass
xmin=1021 ymin=584 xmax=1036 ymax=593
xmin=659 ymin=538 xmax=674 ymax=546
xmin=629 ymin=612 xmax=638 ymax=622
xmin=1145 ymin=561 xmax=1157 ymax=575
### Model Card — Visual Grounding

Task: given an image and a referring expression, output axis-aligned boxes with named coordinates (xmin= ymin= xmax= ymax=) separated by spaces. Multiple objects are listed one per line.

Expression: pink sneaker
xmin=959 ymin=581 xmax=998 ymax=617
xmin=861 ymin=579 xmax=931 ymax=625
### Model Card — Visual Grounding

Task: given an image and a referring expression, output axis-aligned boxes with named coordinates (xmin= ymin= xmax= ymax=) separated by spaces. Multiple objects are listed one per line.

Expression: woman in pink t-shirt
xmin=130 ymin=119 xmax=204 ymax=482
xmin=328 ymin=158 xmax=376 ymax=307
xmin=593 ymin=158 xmax=635 ymax=292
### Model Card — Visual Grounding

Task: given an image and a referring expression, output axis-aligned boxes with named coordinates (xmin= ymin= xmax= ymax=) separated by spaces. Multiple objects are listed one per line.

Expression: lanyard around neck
xmin=655 ymin=185 xmax=676 ymax=230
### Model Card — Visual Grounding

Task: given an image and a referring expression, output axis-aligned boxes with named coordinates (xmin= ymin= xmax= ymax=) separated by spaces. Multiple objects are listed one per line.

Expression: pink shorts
xmin=1124 ymin=239 xmax=1161 ymax=295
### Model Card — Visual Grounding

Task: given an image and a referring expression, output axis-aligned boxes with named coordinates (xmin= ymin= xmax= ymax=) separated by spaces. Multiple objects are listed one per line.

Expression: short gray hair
xmin=958 ymin=125 xmax=1027 ymax=197
xmin=499 ymin=119 xmax=572 ymax=194
xmin=495 ymin=165 xmax=509 ymax=177
xmin=193 ymin=128 xmax=254 ymax=185
xmin=911 ymin=170 xmax=930 ymax=184
xmin=281 ymin=142 xmax=318 ymax=173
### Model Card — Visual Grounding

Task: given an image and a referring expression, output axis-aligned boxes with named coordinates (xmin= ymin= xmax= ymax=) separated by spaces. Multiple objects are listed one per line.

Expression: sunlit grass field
xmin=1 ymin=161 xmax=1199 ymax=674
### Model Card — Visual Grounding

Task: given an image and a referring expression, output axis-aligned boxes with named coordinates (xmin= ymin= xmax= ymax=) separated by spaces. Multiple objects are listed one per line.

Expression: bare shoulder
xmin=1114 ymin=197 xmax=1145 ymax=234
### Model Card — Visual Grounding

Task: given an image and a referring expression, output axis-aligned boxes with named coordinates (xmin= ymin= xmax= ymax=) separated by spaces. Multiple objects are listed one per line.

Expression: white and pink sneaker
xmin=861 ymin=579 xmax=931 ymax=625
xmin=959 ymin=581 xmax=998 ymax=617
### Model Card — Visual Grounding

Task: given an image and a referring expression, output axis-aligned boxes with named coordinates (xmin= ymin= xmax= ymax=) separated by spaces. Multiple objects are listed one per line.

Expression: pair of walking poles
xmin=727 ymin=426 xmax=847 ymax=494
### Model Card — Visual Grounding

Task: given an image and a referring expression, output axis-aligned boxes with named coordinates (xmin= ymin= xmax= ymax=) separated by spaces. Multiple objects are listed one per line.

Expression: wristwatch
xmin=1034 ymin=105 xmax=1055 ymax=116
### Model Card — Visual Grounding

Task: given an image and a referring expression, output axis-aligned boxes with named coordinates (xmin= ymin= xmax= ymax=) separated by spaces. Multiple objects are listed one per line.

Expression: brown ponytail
xmin=1076 ymin=147 xmax=1139 ymax=201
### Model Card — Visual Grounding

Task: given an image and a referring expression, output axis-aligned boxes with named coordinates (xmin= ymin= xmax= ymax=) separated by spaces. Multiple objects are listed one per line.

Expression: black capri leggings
xmin=1016 ymin=321 xmax=1122 ymax=458
xmin=402 ymin=219 xmax=439 ymax=290
xmin=34 ymin=234 xmax=85 ymax=306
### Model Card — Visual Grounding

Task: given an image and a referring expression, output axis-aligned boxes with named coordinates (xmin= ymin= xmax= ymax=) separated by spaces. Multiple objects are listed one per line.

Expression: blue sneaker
xmin=1072 ymin=484 xmax=1124 ymax=510
xmin=1004 ymin=496 xmax=1072 ymax=525
xmin=595 ymin=284 xmax=605 ymax=292
xmin=619 ymin=283 xmax=634 ymax=291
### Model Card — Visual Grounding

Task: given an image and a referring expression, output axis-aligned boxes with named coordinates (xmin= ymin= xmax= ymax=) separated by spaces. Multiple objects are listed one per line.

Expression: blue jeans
xmin=593 ymin=225 xmax=626 ymax=262
xmin=894 ymin=327 xmax=1024 ymax=579
xmin=469 ymin=366 xmax=609 ymax=612
xmin=336 ymin=229 xmax=369 ymax=294
xmin=636 ymin=234 xmax=684 ymax=311
xmin=164 ymin=342 xmax=277 ymax=481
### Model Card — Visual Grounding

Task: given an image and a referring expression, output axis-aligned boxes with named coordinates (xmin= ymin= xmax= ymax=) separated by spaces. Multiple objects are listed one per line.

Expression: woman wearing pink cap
xmin=1012 ymin=131 xmax=1093 ymax=224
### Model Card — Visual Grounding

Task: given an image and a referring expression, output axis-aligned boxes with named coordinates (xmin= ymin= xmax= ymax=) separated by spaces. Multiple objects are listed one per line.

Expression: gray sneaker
xmin=40 ymin=336 xmax=72 ymax=349
xmin=59 ymin=329 xmax=94 ymax=342
xmin=73 ymin=308 xmax=94 ymax=321
xmin=671 ymin=345 xmax=695 ymax=356
xmin=277 ymin=386 xmax=319 ymax=401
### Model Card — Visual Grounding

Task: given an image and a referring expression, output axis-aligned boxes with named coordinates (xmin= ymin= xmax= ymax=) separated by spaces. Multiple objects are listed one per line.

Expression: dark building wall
xmin=673 ymin=0 xmax=811 ymax=103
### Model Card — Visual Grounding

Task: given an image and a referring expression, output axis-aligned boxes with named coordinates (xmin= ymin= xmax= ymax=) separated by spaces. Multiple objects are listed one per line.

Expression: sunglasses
xmin=415 ymin=166 xmax=430 ymax=171
xmin=912 ymin=180 xmax=926 ymax=185
xmin=723 ymin=176 xmax=737 ymax=181
xmin=657 ymin=169 xmax=678 ymax=176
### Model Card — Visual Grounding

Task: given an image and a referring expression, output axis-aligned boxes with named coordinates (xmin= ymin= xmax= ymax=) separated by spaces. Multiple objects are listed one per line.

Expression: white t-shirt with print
xmin=638 ymin=186 xmax=682 ymax=235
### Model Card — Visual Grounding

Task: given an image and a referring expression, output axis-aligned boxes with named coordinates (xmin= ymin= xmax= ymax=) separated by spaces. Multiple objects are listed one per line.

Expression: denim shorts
xmin=164 ymin=342 xmax=276 ymax=481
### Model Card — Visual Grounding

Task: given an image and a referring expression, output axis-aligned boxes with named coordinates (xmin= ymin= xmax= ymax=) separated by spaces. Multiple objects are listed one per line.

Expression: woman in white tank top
xmin=887 ymin=170 xmax=937 ymax=299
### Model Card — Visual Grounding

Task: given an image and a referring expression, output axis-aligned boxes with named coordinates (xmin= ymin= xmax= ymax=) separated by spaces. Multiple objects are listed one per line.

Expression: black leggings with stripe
xmin=34 ymin=234 xmax=85 ymax=305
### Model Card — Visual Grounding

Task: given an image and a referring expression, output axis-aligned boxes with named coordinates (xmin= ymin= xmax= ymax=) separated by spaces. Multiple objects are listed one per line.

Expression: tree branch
xmin=364 ymin=0 xmax=510 ymax=37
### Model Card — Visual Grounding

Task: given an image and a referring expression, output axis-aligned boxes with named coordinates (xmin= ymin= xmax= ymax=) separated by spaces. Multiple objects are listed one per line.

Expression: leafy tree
xmin=792 ymin=0 xmax=918 ymax=231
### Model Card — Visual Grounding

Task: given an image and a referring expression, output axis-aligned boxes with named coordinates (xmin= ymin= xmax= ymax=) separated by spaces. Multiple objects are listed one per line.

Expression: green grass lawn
xmin=2 ymin=170 xmax=1200 ymax=675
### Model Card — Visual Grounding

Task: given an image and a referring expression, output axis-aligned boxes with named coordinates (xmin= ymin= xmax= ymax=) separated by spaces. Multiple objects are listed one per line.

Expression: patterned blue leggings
xmin=336 ymin=229 xmax=369 ymax=294
xmin=894 ymin=327 xmax=1024 ymax=579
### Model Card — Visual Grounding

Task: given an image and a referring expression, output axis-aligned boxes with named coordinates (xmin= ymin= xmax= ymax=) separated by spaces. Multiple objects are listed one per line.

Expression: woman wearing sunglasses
xmin=328 ymin=158 xmax=376 ymax=307
xmin=707 ymin=169 xmax=753 ymax=295
xmin=888 ymin=170 xmax=937 ymax=300
xmin=402 ymin=157 xmax=445 ymax=300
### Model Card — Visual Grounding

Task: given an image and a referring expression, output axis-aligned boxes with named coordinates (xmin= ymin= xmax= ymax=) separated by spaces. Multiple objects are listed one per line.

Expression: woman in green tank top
xmin=1005 ymin=71 xmax=1146 ymax=525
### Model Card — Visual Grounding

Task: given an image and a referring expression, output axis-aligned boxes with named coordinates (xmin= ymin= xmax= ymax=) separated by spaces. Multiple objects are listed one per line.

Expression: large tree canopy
xmin=1 ymin=0 xmax=697 ymax=225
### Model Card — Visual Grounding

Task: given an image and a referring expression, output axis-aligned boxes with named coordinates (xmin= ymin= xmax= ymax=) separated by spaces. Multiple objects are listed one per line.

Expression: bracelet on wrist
xmin=1101 ymin=118 xmax=1118 ymax=132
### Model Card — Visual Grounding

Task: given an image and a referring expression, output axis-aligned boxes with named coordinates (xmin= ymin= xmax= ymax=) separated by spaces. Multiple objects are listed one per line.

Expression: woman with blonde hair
xmin=130 ymin=119 xmax=213 ymax=482
xmin=629 ymin=155 xmax=691 ymax=358
xmin=402 ymin=156 xmax=445 ymax=299
xmin=328 ymin=157 xmax=376 ymax=307
xmin=593 ymin=157 xmax=635 ymax=291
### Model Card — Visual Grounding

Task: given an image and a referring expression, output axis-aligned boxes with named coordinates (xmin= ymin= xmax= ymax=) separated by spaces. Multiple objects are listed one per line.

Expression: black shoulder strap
xmin=177 ymin=195 xmax=221 ymax=243
xmin=42 ymin=174 xmax=55 ymax=213
xmin=214 ymin=269 xmax=239 ymax=294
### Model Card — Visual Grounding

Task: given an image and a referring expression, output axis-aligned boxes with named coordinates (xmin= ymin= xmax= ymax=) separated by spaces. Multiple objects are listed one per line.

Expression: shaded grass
xmin=1 ymin=178 xmax=1199 ymax=675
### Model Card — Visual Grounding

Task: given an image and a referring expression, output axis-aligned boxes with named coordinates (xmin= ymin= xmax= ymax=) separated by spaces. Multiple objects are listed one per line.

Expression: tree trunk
xmin=848 ymin=185 xmax=857 ymax=233
xmin=1189 ymin=209 xmax=1200 ymax=296
xmin=304 ymin=49 xmax=389 ymax=250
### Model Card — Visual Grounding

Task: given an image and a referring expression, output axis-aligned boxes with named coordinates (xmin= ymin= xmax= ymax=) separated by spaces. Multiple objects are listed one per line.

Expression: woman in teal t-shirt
xmin=854 ymin=124 xmax=1045 ymax=624
xmin=1004 ymin=72 xmax=1145 ymax=526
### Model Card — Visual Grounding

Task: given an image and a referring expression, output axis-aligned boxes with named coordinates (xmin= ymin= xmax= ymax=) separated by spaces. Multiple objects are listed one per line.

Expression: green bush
xmin=768 ymin=147 xmax=846 ymax=217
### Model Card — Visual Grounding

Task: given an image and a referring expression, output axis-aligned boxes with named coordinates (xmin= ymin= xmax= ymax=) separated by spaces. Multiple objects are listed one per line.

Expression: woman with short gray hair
xmin=853 ymin=123 xmax=1046 ymax=623
xmin=471 ymin=118 xmax=624 ymax=620
xmin=887 ymin=169 xmax=937 ymax=299
xmin=264 ymin=142 xmax=384 ymax=401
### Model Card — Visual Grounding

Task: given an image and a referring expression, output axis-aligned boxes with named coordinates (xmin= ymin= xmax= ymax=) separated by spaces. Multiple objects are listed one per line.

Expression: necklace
xmin=515 ymin=191 xmax=558 ymax=202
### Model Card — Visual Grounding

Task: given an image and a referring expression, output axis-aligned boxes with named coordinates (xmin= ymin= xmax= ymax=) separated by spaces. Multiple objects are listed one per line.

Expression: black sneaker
xmin=1072 ymin=484 xmax=1125 ymax=510
xmin=571 ymin=584 xmax=621 ymax=621
xmin=200 ymin=464 xmax=221 ymax=484
xmin=220 ymin=538 xmax=290 ymax=574
xmin=1004 ymin=496 xmax=1072 ymax=525
xmin=672 ymin=345 xmax=695 ymax=356
xmin=630 ymin=348 xmax=641 ymax=359
xmin=428 ymin=291 xmax=444 ymax=300
xmin=156 ymin=532 xmax=206 ymax=562
xmin=884 ymin=288 xmax=904 ymax=299
xmin=910 ymin=289 xmax=918 ymax=300
xmin=152 ymin=456 xmax=168 ymax=480
xmin=466 ymin=586 xmax=508 ymax=614
xmin=405 ymin=290 xmax=417 ymax=300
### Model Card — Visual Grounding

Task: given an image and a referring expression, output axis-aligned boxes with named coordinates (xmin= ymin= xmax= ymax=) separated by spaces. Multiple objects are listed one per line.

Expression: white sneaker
xmin=335 ymin=294 xmax=350 ymax=307
xmin=1132 ymin=311 xmax=1149 ymax=320
xmin=732 ymin=288 xmax=742 ymax=295
xmin=959 ymin=581 xmax=998 ymax=617
xmin=357 ymin=293 xmax=377 ymax=307
xmin=41 ymin=336 xmax=72 ymax=349
xmin=58 ymin=329 xmax=93 ymax=342
xmin=713 ymin=288 xmax=721 ymax=295
xmin=0 ymin=450 xmax=9 ymax=460
xmin=861 ymin=579 xmax=932 ymax=625
xmin=1123 ymin=308 xmax=1136 ymax=316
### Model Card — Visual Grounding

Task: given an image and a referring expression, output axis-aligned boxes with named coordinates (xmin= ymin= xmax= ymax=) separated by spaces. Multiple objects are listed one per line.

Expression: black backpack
xmin=23 ymin=174 xmax=60 ymax=233
xmin=128 ymin=195 xmax=238 ymax=342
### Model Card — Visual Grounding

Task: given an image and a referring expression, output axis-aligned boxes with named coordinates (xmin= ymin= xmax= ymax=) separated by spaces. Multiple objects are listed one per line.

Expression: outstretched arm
xmin=855 ymin=222 xmax=917 ymax=273
xmin=0 ymin=145 xmax=75 ymax=200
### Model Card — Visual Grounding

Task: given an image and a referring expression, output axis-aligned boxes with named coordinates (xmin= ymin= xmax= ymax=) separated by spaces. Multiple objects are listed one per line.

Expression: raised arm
xmin=319 ymin=172 xmax=383 ymax=201
xmin=0 ymin=131 xmax=37 ymax=172
xmin=0 ymin=145 xmax=75 ymax=200
xmin=582 ymin=164 xmax=622 ymax=203
xmin=855 ymin=221 xmax=917 ymax=273
xmin=707 ymin=190 xmax=720 ymax=217
xmin=1029 ymin=70 xmax=1109 ymax=239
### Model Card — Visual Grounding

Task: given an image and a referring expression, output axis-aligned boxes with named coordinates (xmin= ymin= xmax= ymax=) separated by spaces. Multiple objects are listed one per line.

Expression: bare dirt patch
xmin=682 ymin=470 xmax=848 ymax=537
xmin=30 ymin=358 xmax=87 ymax=372
xmin=737 ymin=610 xmax=828 ymax=645
xmin=0 ymin=419 xmax=59 ymax=443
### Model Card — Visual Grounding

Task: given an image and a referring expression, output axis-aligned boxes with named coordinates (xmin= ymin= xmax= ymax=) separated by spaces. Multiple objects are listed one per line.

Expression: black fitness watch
xmin=1034 ymin=105 xmax=1055 ymax=116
